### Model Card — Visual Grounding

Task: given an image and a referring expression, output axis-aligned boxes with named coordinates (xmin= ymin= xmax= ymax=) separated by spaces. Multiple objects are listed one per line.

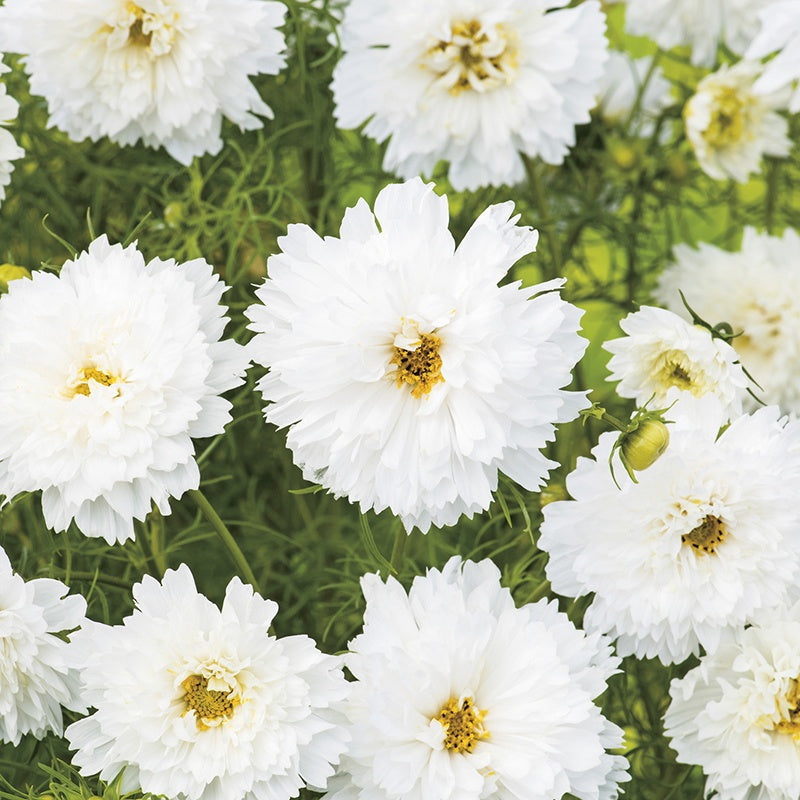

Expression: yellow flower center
xmin=127 ymin=3 xmax=152 ymax=47
xmin=68 ymin=366 xmax=118 ymax=398
xmin=390 ymin=332 xmax=445 ymax=398
xmin=424 ymin=19 xmax=518 ymax=95
xmin=703 ymin=87 xmax=746 ymax=148
xmin=653 ymin=349 xmax=705 ymax=396
xmin=181 ymin=674 xmax=239 ymax=731
xmin=434 ymin=697 xmax=488 ymax=754
xmin=682 ymin=514 xmax=726 ymax=555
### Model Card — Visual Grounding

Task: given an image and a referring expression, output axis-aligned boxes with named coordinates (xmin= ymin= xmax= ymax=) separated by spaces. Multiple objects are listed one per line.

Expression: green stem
xmin=390 ymin=524 xmax=408 ymax=571
xmin=522 ymin=155 xmax=562 ymax=279
xmin=189 ymin=489 xmax=260 ymax=592
xmin=48 ymin=569 xmax=134 ymax=591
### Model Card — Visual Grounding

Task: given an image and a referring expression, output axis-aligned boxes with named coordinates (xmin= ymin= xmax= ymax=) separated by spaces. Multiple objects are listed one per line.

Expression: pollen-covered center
xmin=181 ymin=674 xmax=239 ymax=731
xmin=682 ymin=514 xmax=727 ymax=555
xmin=434 ymin=697 xmax=488 ymax=753
xmin=424 ymin=19 xmax=518 ymax=95
xmin=653 ymin=349 xmax=704 ymax=396
xmin=703 ymin=87 xmax=747 ymax=148
xmin=67 ymin=366 xmax=118 ymax=398
xmin=390 ymin=332 xmax=444 ymax=398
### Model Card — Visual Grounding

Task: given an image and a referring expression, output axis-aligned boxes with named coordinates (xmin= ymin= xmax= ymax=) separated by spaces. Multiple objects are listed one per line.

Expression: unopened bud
xmin=620 ymin=419 xmax=670 ymax=473
xmin=609 ymin=140 xmax=642 ymax=172
xmin=0 ymin=263 xmax=31 ymax=292
xmin=539 ymin=483 xmax=568 ymax=507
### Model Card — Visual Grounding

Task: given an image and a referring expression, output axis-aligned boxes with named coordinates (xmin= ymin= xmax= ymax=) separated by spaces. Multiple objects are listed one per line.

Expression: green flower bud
xmin=0 ymin=263 xmax=31 ymax=293
xmin=539 ymin=483 xmax=568 ymax=507
xmin=164 ymin=201 xmax=185 ymax=228
xmin=620 ymin=419 xmax=670 ymax=473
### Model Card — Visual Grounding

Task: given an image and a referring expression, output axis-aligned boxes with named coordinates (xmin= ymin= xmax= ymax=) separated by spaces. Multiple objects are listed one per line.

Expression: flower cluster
xmin=2 ymin=0 xmax=800 ymax=799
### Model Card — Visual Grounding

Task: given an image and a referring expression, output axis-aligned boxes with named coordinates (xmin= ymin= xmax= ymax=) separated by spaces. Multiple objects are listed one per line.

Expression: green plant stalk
xmin=189 ymin=489 xmax=260 ymax=592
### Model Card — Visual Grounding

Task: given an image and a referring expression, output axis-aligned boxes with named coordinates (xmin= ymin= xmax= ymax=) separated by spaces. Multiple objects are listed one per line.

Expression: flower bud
xmin=540 ymin=483 xmax=568 ymax=507
xmin=0 ymin=263 xmax=31 ymax=293
xmin=620 ymin=418 xmax=670 ymax=473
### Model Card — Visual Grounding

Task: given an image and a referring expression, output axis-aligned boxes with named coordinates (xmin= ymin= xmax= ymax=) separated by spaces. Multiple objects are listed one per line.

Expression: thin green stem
xmin=189 ymin=489 xmax=260 ymax=592
xmin=522 ymin=154 xmax=562 ymax=279
xmin=390 ymin=524 xmax=408 ymax=571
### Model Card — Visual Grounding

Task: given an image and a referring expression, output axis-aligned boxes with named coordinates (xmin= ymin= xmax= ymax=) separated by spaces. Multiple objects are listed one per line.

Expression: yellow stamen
xmin=181 ymin=674 xmax=238 ymax=731
xmin=71 ymin=366 xmax=116 ymax=397
xmin=682 ymin=514 xmax=726 ymax=555
xmin=390 ymin=332 xmax=445 ymax=398
xmin=434 ymin=697 xmax=488 ymax=754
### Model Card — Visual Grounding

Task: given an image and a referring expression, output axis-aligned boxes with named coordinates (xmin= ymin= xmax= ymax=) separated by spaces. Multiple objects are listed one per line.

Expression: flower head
xmin=0 ymin=0 xmax=287 ymax=164
xmin=332 ymin=0 xmax=609 ymax=190
xmin=0 ymin=60 xmax=24 ymax=205
xmin=0 ymin=235 xmax=249 ymax=543
xmin=665 ymin=601 xmax=800 ymax=800
xmin=0 ymin=545 xmax=86 ymax=745
xmin=66 ymin=565 xmax=349 ymax=800
xmin=325 ymin=556 xmax=628 ymax=800
xmin=603 ymin=305 xmax=749 ymax=422
xmin=747 ymin=0 xmax=800 ymax=113
xmin=619 ymin=0 xmax=773 ymax=66
xmin=655 ymin=226 xmax=800 ymax=414
xmin=540 ymin=403 xmax=800 ymax=664
xmin=684 ymin=60 xmax=791 ymax=183
xmin=246 ymin=178 xmax=588 ymax=533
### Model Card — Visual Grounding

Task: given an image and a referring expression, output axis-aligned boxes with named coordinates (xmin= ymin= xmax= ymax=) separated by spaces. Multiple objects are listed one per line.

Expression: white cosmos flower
xmin=66 ymin=565 xmax=349 ymax=800
xmin=619 ymin=0 xmax=773 ymax=66
xmin=0 ymin=545 xmax=86 ymax=746
xmin=540 ymin=402 xmax=800 ymax=665
xmin=747 ymin=1 xmax=800 ymax=113
xmin=0 ymin=60 xmax=24 ymax=206
xmin=324 ymin=556 xmax=629 ymax=800
xmin=684 ymin=60 xmax=791 ymax=183
xmin=0 ymin=0 xmax=287 ymax=165
xmin=245 ymin=178 xmax=588 ymax=534
xmin=603 ymin=305 xmax=749 ymax=422
xmin=595 ymin=51 xmax=673 ymax=137
xmin=665 ymin=601 xmax=800 ymax=800
xmin=0 ymin=235 xmax=249 ymax=544
xmin=332 ymin=0 xmax=609 ymax=191
xmin=655 ymin=227 xmax=800 ymax=414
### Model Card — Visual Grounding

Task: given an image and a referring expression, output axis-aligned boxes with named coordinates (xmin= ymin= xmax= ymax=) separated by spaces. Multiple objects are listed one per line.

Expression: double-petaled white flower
xmin=246 ymin=178 xmax=588 ymax=534
xmin=603 ymin=305 xmax=749 ymax=422
xmin=665 ymin=601 xmax=800 ymax=800
xmin=0 ymin=235 xmax=249 ymax=543
xmin=66 ymin=565 xmax=349 ymax=800
xmin=0 ymin=545 xmax=86 ymax=745
xmin=655 ymin=226 xmax=800 ymax=414
xmin=332 ymin=0 xmax=609 ymax=190
xmin=619 ymin=0 xmax=773 ymax=66
xmin=684 ymin=60 xmax=791 ymax=183
xmin=0 ymin=0 xmax=287 ymax=164
xmin=325 ymin=556 xmax=629 ymax=800
xmin=540 ymin=402 xmax=800 ymax=664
